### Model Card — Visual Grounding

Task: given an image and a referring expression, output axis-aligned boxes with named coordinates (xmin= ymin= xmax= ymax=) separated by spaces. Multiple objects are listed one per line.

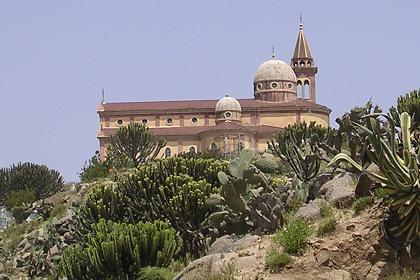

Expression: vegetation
xmin=319 ymin=201 xmax=333 ymax=218
xmin=184 ymin=262 xmax=236 ymax=280
xmin=268 ymin=122 xmax=335 ymax=182
xmin=273 ymin=219 xmax=311 ymax=255
xmin=4 ymin=189 xmax=36 ymax=222
xmin=329 ymin=112 xmax=420 ymax=243
xmin=206 ymin=149 xmax=283 ymax=237
xmin=317 ymin=216 xmax=337 ymax=237
xmin=389 ymin=89 xmax=420 ymax=132
xmin=107 ymin=122 xmax=166 ymax=167
xmin=0 ymin=162 xmax=63 ymax=203
xmin=138 ymin=266 xmax=176 ymax=280
xmin=48 ymin=203 xmax=67 ymax=221
xmin=79 ymin=151 xmax=110 ymax=183
xmin=265 ymin=248 xmax=292 ymax=272
xmin=352 ymin=197 xmax=374 ymax=214
xmin=60 ymin=220 xmax=181 ymax=280
xmin=386 ymin=268 xmax=419 ymax=280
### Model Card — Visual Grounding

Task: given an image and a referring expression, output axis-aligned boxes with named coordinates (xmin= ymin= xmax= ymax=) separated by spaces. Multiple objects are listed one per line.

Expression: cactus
xmin=0 ymin=162 xmax=64 ymax=203
xmin=329 ymin=112 xmax=420 ymax=244
xmin=389 ymin=89 xmax=420 ymax=132
xmin=206 ymin=149 xmax=283 ymax=236
xmin=60 ymin=220 xmax=181 ymax=280
xmin=115 ymin=157 xmax=227 ymax=257
xmin=253 ymin=158 xmax=279 ymax=174
xmin=268 ymin=122 xmax=334 ymax=182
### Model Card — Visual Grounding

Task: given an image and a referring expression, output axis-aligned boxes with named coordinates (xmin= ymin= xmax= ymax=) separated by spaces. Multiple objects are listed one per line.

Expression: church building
xmin=96 ymin=22 xmax=331 ymax=159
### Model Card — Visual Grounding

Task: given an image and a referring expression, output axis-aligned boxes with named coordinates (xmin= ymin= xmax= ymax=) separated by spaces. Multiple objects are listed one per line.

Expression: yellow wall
xmin=183 ymin=115 xmax=205 ymax=127
xmin=301 ymin=113 xmax=329 ymax=127
xmin=257 ymin=138 xmax=269 ymax=152
xmin=160 ymin=116 xmax=181 ymax=127
xmin=259 ymin=112 xmax=297 ymax=128
xmin=241 ymin=113 xmax=252 ymax=125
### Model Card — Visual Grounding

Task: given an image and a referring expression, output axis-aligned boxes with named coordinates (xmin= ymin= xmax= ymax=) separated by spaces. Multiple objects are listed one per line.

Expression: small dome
xmin=215 ymin=95 xmax=241 ymax=112
xmin=254 ymin=59 xmax=296 ymax=82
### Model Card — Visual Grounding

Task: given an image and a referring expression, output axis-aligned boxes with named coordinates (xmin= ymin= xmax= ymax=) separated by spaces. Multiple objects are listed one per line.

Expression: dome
xmin=254 ymin=59 xmax=297 ymax=82
xmin=215 ymin=95 xmax=241 ymax=112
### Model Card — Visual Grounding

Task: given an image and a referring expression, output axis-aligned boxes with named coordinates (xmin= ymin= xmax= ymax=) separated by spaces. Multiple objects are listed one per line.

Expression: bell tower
xmin=291 ymin=18 xmax=318 ymax=102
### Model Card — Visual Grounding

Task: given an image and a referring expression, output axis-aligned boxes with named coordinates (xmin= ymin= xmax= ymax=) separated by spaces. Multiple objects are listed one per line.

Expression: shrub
xmin=79 ymin=151 xmax=110 ymax=183
xmin=0 ymin=223 xmax=29 ymax=253
xmin=253 ymin=158 xmax=278 ymax=174
xmin=4 ymin=189 xmax=36 ymax=223
xmin=273 ymin=219 xmax=311 ymax=255
xmin=373 ymin=187 xmax=388 ymax=199
xmin=265 ymin=248 xmax=292 ymax=272
xmin=317 ymin=216 xmax=337 ymax=237
xmin=0 ymin=162 xmax=64 ymax=203
xmin=352 ymin=197 xmax=373 ymax=215
xmin=60 ymin=220 xmax=181 ymax=280
xmin=48 ymin=204 xmax=67 ymax=220
xmin=319 ymin=200 xmax=333 ymax=218
xmin=386 ymin=268 xmax=419 ymax=280
xmin=138 ymin=267 xmax=176 ymax=280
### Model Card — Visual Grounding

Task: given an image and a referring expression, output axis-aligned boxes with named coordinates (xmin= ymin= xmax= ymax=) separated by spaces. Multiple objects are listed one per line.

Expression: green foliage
xmin=268 ymin=122 xmax=335 ymax=182
xmin=386 ymin=268 xmax=419 ymax=280
xmin=60 ymin=220 xmax=181 ymax=280
xmin=107 ymin=122 xmax=166 ymax=167
xmin=48 ymin=203 xmax=67 ymax=220
xmin=329 ymin=112 xmax=420 ymax=243
xmin=270 ymin=175 xmax=288 ymax=188
xmin=265 ymin=248 xmax=292 ymax=272
xmin=79 ymin=151 xmax=110 ymax=183
xmin=374 ymin=187 xmax=388 ymax=199
xmin=317 ymin=216 xmax=337 ymax=237
xmin=319 ymin=201 xmax=333 ymax=218
xmin=285 ymin=181 xmax=308 ymax=212
xmin=352 ymin=197 xmax=373 ymax=214
xmin=0 ymin=223 xmax=29 ymax=253
xmin=4 ymin=189 xmax=36 ymax=210
xmin=253 ymin=157 xmax=279 ymax=174
xmin=206 ymin=149 xmax=283 ymax=237
xmin=119 ymin=157 xmax=227 ymax=257
xmin=273 ymin=219 xmax=311 ymax=255
xmin=0 ymin=162 xmax=64 ymax=203
xmin=138 ymin=267 xmax=176 ymax=280
xmin=389 ymin=89 xmax=420 ymax=132
xmin=77 ymin=182 xmax=125 ymax=235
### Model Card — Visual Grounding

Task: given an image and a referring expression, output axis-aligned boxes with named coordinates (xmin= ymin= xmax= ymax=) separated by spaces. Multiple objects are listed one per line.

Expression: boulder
xmin=319 ymin=173 xmax=356 ymax=207
xmin=208 ymin=235 xmax=237 ymax=254
xmin=320 ymin=269 xmax=352 ymax=280
xmin=296 ymin=199 xmax=323 ymax=221
xmin=308 ymin=172 xmax=334 ymax=201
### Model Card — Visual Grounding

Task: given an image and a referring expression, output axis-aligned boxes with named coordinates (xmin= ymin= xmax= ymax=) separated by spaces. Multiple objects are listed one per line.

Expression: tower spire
xmin=272 ymin=44 xmax=276 ymax=58
xmin=293 ymin=17 xmax=312 ymax=60
xmin=101 ymin=88 xmax=105 ymax=104
xmin=299 ymin=12 xmax=303 ymax=29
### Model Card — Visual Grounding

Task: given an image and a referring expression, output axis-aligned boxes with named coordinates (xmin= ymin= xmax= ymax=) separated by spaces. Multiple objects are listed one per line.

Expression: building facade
xmin=97 ymin=23 xmax=331 ymax=159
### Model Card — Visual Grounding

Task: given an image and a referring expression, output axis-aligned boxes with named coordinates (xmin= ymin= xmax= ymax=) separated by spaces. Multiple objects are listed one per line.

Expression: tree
xmin=79 ymin=151 xmax=110 ymax=183
xmin=107 ymin=123 xmax=166 ymax=166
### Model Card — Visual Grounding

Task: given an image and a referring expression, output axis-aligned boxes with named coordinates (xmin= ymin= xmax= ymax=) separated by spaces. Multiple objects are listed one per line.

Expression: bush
xmin=79 ymin=151 xmax=110 ymax=183
xmin=0 ymin=223 xmax=29 ymax=253
xmin=4 ymin=189 xmax=36 ymax=223
xmin=0 ymin=162 xmax=64 ymax=203
xmin=317 ymin=216 xmax=337 ymax=237
xmin=48 ymin=204 xmax=67 ymax=220
xmin=374 ymin=187 xmax=388 ymax=199
xmin=352 ymin=197 xmax=373 ymax=214
xmin=138 ymin=267 xmax=176 ymax=280
xmin=273 ymin=219 xmax=311 ymax=255
xmin=386 ymin=268 xmax=419 ymax=280
xmin=60 ymin=220 xmax=181 ymax=280
xmin=265 ymin=248 xmax=292 ymax=272
xmin=319 ymin=201 xmax=333 ymax=218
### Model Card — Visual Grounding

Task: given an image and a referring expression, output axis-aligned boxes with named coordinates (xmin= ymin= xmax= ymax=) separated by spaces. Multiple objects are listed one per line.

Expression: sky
xmin=0 ymin=1 xmax=419 ymax=182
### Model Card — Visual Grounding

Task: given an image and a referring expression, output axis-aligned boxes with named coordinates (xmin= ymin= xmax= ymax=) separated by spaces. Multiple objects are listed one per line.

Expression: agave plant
xmin=329 ymin=112 xmax=420 ymax=243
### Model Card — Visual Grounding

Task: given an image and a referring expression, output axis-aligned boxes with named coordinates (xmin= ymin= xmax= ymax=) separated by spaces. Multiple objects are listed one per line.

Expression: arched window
xmin=164 ymin=147 xmax=171 ymax=158
xmin=304 ymin=80 xmax=310 ymax=99
xmin=297 ymin=80 xmax=303 ymax=98
xmin=300 ymin=60 xmax=305 ymax=66
xmin=189 ymin=146 xmax=196 ymax=154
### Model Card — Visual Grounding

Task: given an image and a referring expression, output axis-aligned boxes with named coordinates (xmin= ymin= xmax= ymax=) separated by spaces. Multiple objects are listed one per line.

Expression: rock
xmin=0 ymin=274 xmax=9 ymax=280
xmin=63 ymin=232 xmax=73 ymax=243
xmin=233 ymin=235 xmax=260 ymax=251
xmin=319 ymin=173 xmax=356 ymax=207
xmin=0 ymin=263 xmax=3 ymax=273
xmin=23 ymin=241 xmax=32 ymax=251
xmin=21 ymin=252 xmax=32 ymax=261
xmin=308 ymin=172 xmax=334 ymax=200
xmin=320 ymin=269 xmax=352 ymax=280
xmin=49 ymin=245 xmax=60 ymax=257
xmin=296 ymin=199 xmax=323 ymax=221
xmin=208 ymin=235 xmax=237 ymax=254
xmin=173 ymin=253 xmax=224 ymax=280
xmin=0 ymin=206 xmax=14 ymax=230
xmin=315 ymin=249 xmax=330 ymax=266
xmin=366 ymin=261 xmax=388 ymax=280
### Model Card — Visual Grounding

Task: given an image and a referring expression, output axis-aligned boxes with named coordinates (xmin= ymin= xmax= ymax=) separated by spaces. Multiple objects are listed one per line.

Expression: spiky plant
xmin=329 ymin=112 xmax=419 ymax=243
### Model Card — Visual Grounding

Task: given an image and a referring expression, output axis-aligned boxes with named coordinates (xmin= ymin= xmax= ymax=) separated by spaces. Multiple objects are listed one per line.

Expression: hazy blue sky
xmin=0 ymin=1 xmax=419 ymax=182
